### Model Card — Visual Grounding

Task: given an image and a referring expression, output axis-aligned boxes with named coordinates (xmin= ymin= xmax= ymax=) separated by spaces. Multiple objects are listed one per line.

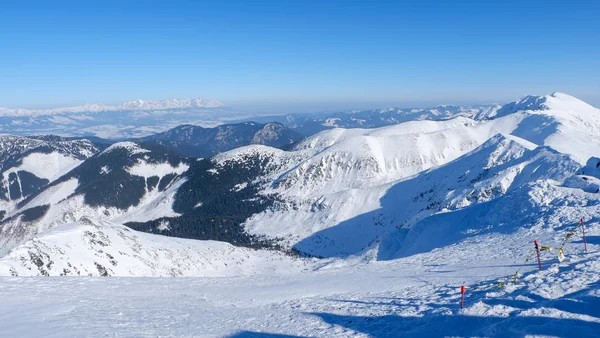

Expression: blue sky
xmin=1 ymin=0 xmax=599 ymax=111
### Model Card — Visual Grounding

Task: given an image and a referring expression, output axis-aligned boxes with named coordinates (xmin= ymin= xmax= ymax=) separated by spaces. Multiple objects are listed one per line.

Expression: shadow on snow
xmin=292 ymin=134 xmax=579 ymax=260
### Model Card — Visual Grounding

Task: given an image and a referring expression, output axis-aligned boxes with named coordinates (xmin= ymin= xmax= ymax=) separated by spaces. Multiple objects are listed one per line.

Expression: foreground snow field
xmin=1 ymin=222 xmax=598 ymax=337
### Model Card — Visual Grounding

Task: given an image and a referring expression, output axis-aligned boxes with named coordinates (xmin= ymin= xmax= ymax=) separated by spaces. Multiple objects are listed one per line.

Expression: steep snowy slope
xmin=1 ymin=211 xmax=598 ymax=336
xmin=492 ymin=92 xmax=600 ymax=164
xmin=0 ymin=140 xmax=299 ymax=255
xmin=2 ymin=93 xmax=600 ymax=336
xmin=0 ymin=217 xmax=303 ymax=277
xmin=564 ymin=157 xmax=600 ymax=193
xmin=246 ymin=135 xmax=580 ymax=257
xmin=0 ymin=142 xmax=189 ymax=252
xmin=0 ymin=135 xmax=99 ymax=214
xmin=274 ymin=116 xmax=523 ymax=196
xmin=235 ymin=93 xmax=600 ymax=257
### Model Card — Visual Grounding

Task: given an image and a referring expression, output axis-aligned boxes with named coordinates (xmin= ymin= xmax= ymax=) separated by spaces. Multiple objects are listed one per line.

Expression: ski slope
xmin=0 ymin=220 xmax=597 ymax=337
xmin=0 ymin=218 xmax=305 ymax=277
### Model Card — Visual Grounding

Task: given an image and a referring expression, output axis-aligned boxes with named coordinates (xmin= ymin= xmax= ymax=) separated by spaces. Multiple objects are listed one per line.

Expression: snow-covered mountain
xmin=0 ymin=141 xmax=190 ymax=251
xmin=0 ymin=98 xmax=223 ymax=116
xmin=1 ymin=92 xmax=600 ymax=278
xmin=0 ymin=98 xmax=502 ymax=139
xmin=0 ymin=98 xmax=234 ymax=139
xmin=0 ymin=138 xmax=289 ymax=257
xmin=221 ymin=92 xmax=600 ymax=257
xmin=0 ymin=135 xmax=99 ymax=216
xmin=137 ymin=122 xmax=304 ymax=157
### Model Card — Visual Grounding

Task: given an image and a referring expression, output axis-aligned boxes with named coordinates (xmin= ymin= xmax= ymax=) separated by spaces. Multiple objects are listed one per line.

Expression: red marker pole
xmin=580 ymin=218 xmax=588 ymax=253
xmin=534 ymin=240 xmax=542 ymax=271
xmin=460 ymin=285 xmax=466 ymax=309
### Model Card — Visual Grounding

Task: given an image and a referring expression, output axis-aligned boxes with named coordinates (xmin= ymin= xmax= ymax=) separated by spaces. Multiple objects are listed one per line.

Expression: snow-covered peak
xmin=0 ymin=98 xmax=223 ymax=117
xmin=118 ymin=98 xmax=223 ymax=111
xmin=542 ymin=92 xmax=599 ymax=115
xmin=495 ymin=95 xmax=550 ymax=117
xmin=101 ymin=142 xmax=150 ymax=156
xmin=493 ymin=92 xmax=596 ymax=119
xmin=213 ymin=144 xmax=286 ymax=165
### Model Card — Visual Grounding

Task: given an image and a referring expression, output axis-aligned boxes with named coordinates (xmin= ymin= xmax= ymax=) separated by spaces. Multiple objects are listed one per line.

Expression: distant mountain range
xmin=0 ymin=98 xmax=223 ymax=116
xmin=247 ymin=104 xmax=501 ymax=136
xmin=0 ymin=97 xmax=504 ymax=139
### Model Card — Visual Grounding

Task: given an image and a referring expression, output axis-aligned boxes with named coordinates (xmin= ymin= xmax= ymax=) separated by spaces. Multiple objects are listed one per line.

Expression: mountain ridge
xmin=0 ymin=92 xmax=599 ymax=275
xmin=136 ymin=121 xmax=304 ymax=157
xmin=0 ymin=97 xmax=223 ymax=116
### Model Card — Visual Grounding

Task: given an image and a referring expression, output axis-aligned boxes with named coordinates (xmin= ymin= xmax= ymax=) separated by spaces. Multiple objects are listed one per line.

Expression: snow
xmin=2 ymin=152 xmax=82 ymax=181
xmin=0 ymin=98 xmax=223 ymax=117
xmin=156 ymin=219 xmax=171 ymax=231
xmin=99 ymin=165 xmax=110 ymax=175
xmin=101 ymin=141 xmax=150 ymax=155
xmin=238 ymin=118 xmax=529 ymax=250
xmin=218 ymin=94 xmax=600 ymax=259
xmin=322 ymin=117 xmax=342 ymax=127
xmin=0 ymin=221 xmax=598 ymax=337
xmin=25 ymin=178 xmax=79 ymax=208
xmin=0 ymin=218 xmax=304 ymax=277
xmin=126 ymin=159 xmax=189 ymax=179
xmin=232 ymin=182 xmax=248 ymax=192
xmin=500 ymin=92 xmax=600 ymax=164
xmin=112 ymin=177 xmax=187 ymax=224
xmin=0 ymin=160 xmax=190 ymax=251
xmin=1 ymin=92 xmax=600 ymax=336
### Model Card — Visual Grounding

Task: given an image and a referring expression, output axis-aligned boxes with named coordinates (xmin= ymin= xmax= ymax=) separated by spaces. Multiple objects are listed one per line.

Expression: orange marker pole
xmin=460 ymin=285 xmax=465 ymax=309
xmin=534 ymin=240 xmax=542 ymax=270
xmin=581 ymin=218 xmax=588 ymax=253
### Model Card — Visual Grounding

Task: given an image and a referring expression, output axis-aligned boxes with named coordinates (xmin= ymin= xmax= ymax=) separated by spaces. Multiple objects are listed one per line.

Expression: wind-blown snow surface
xmin=0 ymin=221 xmax=598 ymax=337
xmin=0 ymin=218 xmax=303 ymax=277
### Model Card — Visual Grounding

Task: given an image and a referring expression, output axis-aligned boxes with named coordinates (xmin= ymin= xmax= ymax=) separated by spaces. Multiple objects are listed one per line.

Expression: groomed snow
xmin=0 ymin=220 xmax=597 ymax=337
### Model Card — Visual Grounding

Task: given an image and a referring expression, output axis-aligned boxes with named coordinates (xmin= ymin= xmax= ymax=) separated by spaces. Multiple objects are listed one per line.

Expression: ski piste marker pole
xmin=580 ymin=218 xmax=588 ymax=253
xmin=460 ymin=285 xmax=465 ymax=309
xmin=534 ymin=240 xmax=542 ymax=271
